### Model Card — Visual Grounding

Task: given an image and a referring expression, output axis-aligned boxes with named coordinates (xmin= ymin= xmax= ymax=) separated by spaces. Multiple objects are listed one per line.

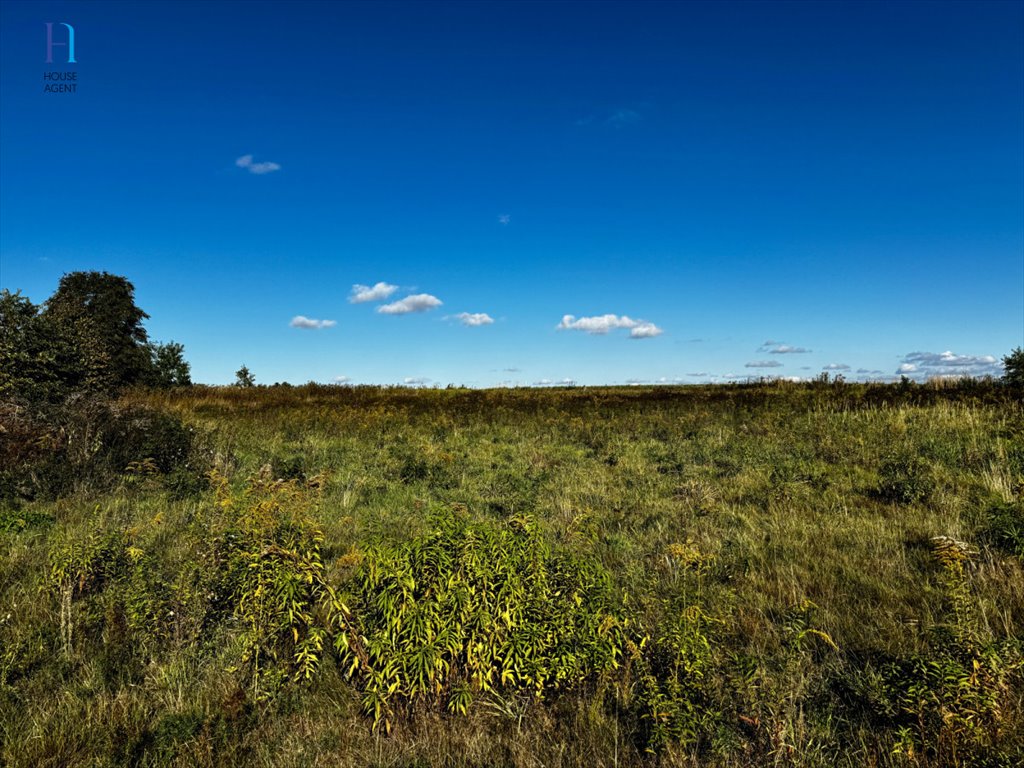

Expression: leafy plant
xmin=876 ymin=454 xmax=934 ymax=504
xmin=337 ymin=507 xmax=624 ymax=731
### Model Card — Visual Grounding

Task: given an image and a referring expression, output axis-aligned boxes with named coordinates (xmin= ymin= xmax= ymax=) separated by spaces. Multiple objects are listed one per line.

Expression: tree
xmin=235 ymin=365 xmax=255 ymax=388
xmin=1003 ymin=347 xmax=1024 ymax=387
xmin=148 ymin=341 xmax=192 ymax=387
xmin=42 ymin=271 xmax=152 ymax=392
xmin=0 ymin=289 xmax=61 ymax=401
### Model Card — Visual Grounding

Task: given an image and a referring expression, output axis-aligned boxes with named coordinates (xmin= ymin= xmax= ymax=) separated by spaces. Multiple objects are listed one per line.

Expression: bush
xmin=338 ymin=508 xmax=625 ymax=731
xmin=0 ymin=396 xmax=202 ymax=500
xmin=876 ymin=454 xmax=934 ymax=504
xmin=984 ymin=501 xmax=1024 ymax=559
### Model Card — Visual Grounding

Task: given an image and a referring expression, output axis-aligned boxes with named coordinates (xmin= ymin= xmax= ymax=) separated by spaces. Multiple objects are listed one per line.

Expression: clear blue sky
xmin=1 ymin=0 xmax=1021 ymax=386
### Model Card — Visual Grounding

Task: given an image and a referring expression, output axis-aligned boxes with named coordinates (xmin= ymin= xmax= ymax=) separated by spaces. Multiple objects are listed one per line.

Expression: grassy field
xmin=1 ymin=381 xmax=1022 ymax=766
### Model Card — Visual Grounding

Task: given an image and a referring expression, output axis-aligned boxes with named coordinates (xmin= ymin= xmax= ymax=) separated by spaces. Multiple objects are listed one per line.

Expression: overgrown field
xmin=2 ymin=382 xmax=1022 ymax=766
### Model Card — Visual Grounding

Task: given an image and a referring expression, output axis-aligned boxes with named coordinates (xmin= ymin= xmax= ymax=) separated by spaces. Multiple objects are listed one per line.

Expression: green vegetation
xmin=1 ymin=272 xmax=190 ymax=403
xmin=235 ymin=365 xmax=256 ymax=388
xmin=1 ymin=381 xmax=1022 ymax=766
xmin=1004 ymin=347 xmax=1024 ymax=388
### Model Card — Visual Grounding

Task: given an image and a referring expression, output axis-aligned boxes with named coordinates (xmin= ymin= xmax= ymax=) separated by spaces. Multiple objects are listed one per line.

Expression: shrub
xmin=337 ymin=508 xmax=625 ymax=731
xmin=618 ymin=604 xmax=721 ymax=753
xmin=209 ymin=473 xmax=352 ymax=700
xmin=984 ymin=501 xmax=1024 ymax=559
xmin=876 ymin=454 xmax=934 ymax=504
xmin=0 ymin=396 xmax=202 ymax=500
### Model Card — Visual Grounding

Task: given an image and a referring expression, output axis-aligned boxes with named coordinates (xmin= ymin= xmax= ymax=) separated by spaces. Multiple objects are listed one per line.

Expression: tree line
xmin=0 ymin=271 xmax=190 ymax=402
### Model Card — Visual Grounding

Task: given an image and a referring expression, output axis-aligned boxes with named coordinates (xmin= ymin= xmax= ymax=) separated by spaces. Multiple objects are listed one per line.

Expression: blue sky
xmin=1 ymin=0 xmax=1021 ymax=386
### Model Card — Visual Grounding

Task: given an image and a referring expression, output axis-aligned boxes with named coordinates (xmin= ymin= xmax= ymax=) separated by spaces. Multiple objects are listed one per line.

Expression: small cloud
xmin=558 ymin=314 xmax=635 ymax=334
xmin=503 ymin=367 xmax=520 ymax=373
xmin=236 ymin=154 xmax=281 ymax=175
xmin=453 ymin=312 xmax=494 ymax=327
xmin=823 ymin=363 xmax=850 ymax=371
xmin=745 ymin=360 xmax=784 ymax=368
xmin=498 ymin=214 xmax=511 ymax=225
xmin=350 ymin=282 xmax=398 ymax=303
xmin=403 ymin=376 xmax=430 ymax=387
xmin=533 ymin=378 xmax=553 ymax=386
xmin=898 ymin=363 xmax=918 ymax=373
xmin=558 ymin=313 xmax=663 ymax=339
xmin=378 ymin=293 xmax=443 ymax=315
xmin=290 ymin=315 xmax=336 ymax=329
xmin=759 ymin=341 xmax=811 ymax=354
xmin=687 ymin=372 xmax=710 ymax=378
xmin=630 ymin=322 xmax=664 ymax=339
xmin=332 ymin=375 xmax=352 ymax=384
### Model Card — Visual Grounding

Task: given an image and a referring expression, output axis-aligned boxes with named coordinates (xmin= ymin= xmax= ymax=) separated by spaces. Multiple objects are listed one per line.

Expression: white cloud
xmin=823 ymin=363 xmax=850 ymax=371
xmin=403 ymin=377 xmax=430 ymax=386
xmin=350 ymin=282 xmax=398 ymax=303
xmin=235 ymin=154 xmax=281 ymax=175
xmin=498 ymin=214 xmax=511 ymax=225
xmin=454 ymin=312 xmax=494 ymax=327
xmin=630 ymin=322 xmax=664 ymax=339
xmin=290 ymin=315 xmax=336 ymax=329
xmin=378 ymin=293 xmax=443 ymax=315
xmin=558 ymin=314 xmax=634 ymax=334
xmin=895 ymin=351 xmax=1002 ymax=378
xmin=759 ymin=341 xmax=811 ymax=354
xmin=557 ymin=313 xmax=663 ymax=339
xmin=332 ymin=375 xmax=352 ymax=384
xmin=745 ymin=360 xmax=784 ymax=368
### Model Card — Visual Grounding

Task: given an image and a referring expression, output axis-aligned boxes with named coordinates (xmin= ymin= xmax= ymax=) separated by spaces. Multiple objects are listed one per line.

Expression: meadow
xmin=1 ymin=380 xmax=1022 ymax=767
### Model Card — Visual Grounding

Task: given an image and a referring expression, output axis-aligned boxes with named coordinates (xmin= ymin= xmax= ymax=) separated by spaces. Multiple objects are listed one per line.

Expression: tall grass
xmin=1 ymin=381 xmax=1021 ymax=766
